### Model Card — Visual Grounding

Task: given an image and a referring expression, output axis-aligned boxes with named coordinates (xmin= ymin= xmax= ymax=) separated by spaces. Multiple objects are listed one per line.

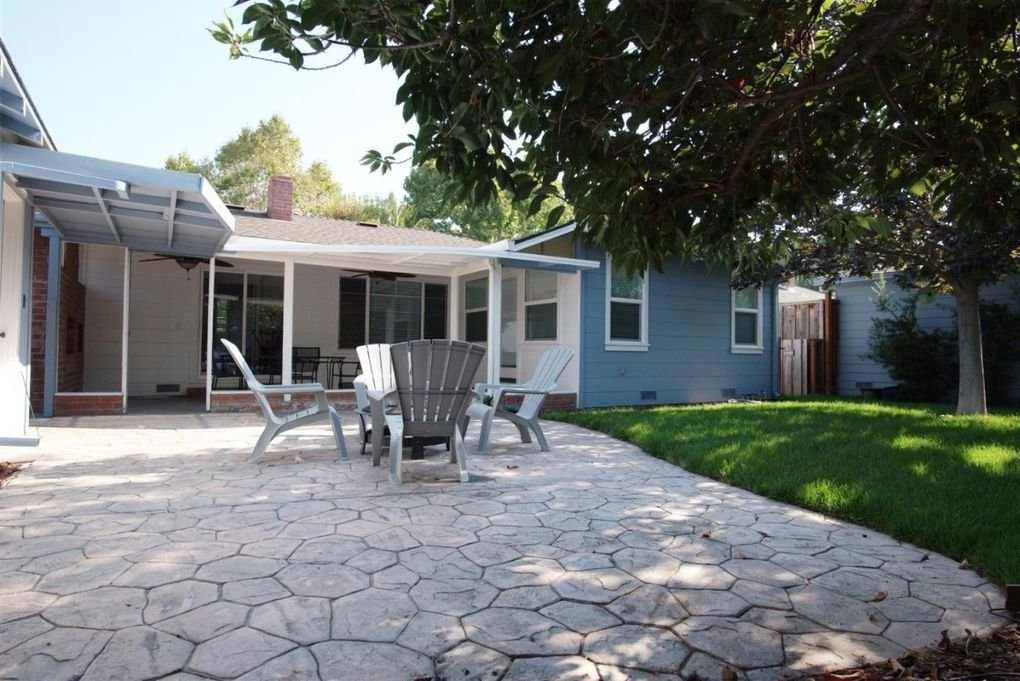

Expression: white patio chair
xmin=356 ymin=344 xmax=394 ymax=465
xmin=386 ymin=340 xmax=485 ymax=484
xmin=220 ymin=339 xmax=349 ymax=463
xmin=467 ymin=345 xmax=574 ymax=452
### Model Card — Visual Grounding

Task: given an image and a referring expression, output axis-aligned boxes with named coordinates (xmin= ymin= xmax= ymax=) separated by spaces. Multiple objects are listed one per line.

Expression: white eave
xmin=221 ymin=235 xmax=600 ymax=276
xmin=0 ymin=143 xmax=234 ymax=257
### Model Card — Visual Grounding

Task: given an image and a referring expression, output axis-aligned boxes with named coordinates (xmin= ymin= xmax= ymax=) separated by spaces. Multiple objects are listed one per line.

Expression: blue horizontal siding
xmin=576 ymin=244 xmax=777 ymax=408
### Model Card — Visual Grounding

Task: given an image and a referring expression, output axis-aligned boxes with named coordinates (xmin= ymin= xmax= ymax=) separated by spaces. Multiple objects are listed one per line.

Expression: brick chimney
xmin=266 ymin=175 xmax=293 ymax=221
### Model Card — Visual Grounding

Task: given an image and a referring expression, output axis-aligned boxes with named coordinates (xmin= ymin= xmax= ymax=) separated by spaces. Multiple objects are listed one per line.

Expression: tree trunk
xmin=953 ymin=278 xmax=987 ymax=415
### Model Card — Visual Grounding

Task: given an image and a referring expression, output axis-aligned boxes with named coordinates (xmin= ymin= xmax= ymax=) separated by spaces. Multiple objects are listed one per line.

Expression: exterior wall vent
xmin=640 ymin=390 xmax=656 ymax=401
xmin=155 ymin=384 xmax=180 ymax=394
xmin=721 ymin=388 xmax=737 ymax=398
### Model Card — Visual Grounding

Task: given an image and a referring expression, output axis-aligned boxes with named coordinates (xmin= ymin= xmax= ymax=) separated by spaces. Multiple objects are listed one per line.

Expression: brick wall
xmin=30 ymin=230 xmax=87 ymax=413
xmin=501 ymin=392 xmax=577 ymax=414
xmin=53 ymin=393 xmax=122 ymax=416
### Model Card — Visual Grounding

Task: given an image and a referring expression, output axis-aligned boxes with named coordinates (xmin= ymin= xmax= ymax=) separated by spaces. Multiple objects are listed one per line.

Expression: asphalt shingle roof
xmin=232 ymin=211 xmax=487 ymax=249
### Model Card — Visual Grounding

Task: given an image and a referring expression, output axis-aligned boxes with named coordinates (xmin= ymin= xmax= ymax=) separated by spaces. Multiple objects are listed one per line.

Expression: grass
xmin=551 ymin=397 xmax=1020 ymax=585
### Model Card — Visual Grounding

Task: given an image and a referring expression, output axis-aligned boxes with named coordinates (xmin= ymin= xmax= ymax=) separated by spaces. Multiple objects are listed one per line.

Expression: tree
xmin=402 ymin=162 xmax=572 ymax=242
xmin=165 ymin=115 xmax=344 ymax=214
xmin=214 ymin=1 xmax=1019 ymax=413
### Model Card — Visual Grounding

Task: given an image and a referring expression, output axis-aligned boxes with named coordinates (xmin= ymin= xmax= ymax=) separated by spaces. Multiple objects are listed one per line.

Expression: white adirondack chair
xmin=355 ymin=344 xmax=394 ymax=465
xmin=386 ymin=340 xmax=485 ymax=484
xmin=467 ymin=345 xmax=574 ymax=452
xmin=220 ymin=339 xmax=349 ymax=463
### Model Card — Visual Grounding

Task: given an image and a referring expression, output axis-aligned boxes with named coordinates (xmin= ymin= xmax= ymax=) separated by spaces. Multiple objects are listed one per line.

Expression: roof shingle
xmin=232 ymin=211 xmax=487 ymax=249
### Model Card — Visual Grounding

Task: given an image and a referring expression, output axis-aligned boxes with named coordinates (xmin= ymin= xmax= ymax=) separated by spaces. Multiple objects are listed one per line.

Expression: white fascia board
xmin=510 ymin=222 xmax=577 ymax=251
xmin=221 ymin=235 xmax=600 ymax=272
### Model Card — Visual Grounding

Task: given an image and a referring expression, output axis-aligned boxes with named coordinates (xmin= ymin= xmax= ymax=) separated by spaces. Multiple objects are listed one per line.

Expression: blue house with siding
xmin=512 ymin=223 xmax=779 ymax=409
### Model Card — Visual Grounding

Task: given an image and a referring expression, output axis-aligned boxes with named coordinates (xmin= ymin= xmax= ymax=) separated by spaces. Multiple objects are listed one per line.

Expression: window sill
xmin=523 ymin=338 xmax=559 ymax=344
xmin=605 ymin=342 xmax=649 ymax=352
xmin=731 ymin=345 xmax=764 ymax=354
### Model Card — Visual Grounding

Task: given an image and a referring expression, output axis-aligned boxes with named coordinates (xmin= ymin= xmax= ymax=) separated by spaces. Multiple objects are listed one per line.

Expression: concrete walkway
xmin=0 ymin=414 xmax=1003 ymax=681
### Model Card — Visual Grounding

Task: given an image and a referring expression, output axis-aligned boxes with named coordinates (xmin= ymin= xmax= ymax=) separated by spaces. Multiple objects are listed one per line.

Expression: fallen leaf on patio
xmin=920 ymin=553 xmax=930 ymax=562
xmin=937 ymin=630 xmax=951 ymax=652
xmin=701 ymin=531 xmax=712 ymax=539
xmin=758 ymin=530 xmax=770 ymax=538
xmin=867 ymin=591 xmax=888 ymax=602
xmin=721 ymin=666 xmax=738 ymax=681
xmin=958 ymin=559 xmax=970 ymax=569
xmin=506 ymin=464 xmax=518 ymax=470
xmin=735 ymin=551 xmax=747 ymax=560
xmin=888 ymin=658 xmax=905 ymax=675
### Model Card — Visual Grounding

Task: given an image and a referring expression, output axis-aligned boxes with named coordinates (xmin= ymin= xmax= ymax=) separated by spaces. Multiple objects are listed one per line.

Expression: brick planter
xmin=53 ymin=393 xmax=122 ymax=416
xmin=210 ymin=390 xmax=359 ymax=414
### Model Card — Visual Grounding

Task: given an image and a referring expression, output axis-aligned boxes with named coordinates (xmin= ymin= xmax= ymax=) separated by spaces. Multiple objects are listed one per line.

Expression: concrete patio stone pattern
xmin=0 ymin=414 xmax=1004 ymax=681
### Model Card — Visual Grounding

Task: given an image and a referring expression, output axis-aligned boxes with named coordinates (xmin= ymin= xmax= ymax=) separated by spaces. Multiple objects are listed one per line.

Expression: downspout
xmin=42 ymin=228 xmax=60 ymax=417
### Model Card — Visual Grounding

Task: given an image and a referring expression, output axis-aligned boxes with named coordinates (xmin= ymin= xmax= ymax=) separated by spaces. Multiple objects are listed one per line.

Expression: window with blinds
xmin=338 ymin=276 xmax=448 ymax=347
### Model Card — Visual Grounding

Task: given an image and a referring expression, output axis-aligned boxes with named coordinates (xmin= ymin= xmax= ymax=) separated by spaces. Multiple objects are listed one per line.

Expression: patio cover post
xmin=42 ymin=228 xmax=60 ymax=417
xmin=449 ymin=274 xmax=461 ymax=340
xmin=120 ymin=249 xmax=130 ymax=414
xmin=486 ymin=258 xmax=502 ymax=383
xmin=205 ymin=257 xmax=215 ymax=412
xmin=282 ymin=258 xmax=294 ymax=397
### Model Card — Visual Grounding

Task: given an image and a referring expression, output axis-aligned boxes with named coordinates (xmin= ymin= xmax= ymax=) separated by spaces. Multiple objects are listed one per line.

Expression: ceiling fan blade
xmin=139 ymin=256 xmax=174 ymax=263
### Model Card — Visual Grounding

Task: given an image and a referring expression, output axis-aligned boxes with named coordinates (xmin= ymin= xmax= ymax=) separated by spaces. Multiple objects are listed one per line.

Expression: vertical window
xmin=524 ymin=270 xmax=557 ymax=341
xmin=605 ymin=256 xmax=648 ymax=349
xmin=464 ymin=277 xmax=487 ymax=343
xmin=338 ymin=277 xmax=449 ymax=347
xmin=423 ymin=283 xmax=448 ymax=339
xmin=732 ymin=286 xmax=763 ymax=351
xmin=201 ymin=271 xmax=283 ymax=373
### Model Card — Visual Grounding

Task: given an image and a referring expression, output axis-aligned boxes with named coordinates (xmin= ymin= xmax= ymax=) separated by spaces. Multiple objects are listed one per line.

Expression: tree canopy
xmin=402 ymin=161 xmax=572 ymax=242
xmin=164 ymin=114 xmax=345 ymax=214
xmin=214 ymin=1 xmax=1017 ymax=272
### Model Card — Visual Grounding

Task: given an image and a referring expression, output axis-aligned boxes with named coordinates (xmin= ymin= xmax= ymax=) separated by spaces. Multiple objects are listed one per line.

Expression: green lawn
xmin=551 ymin=398 xmax=1020 ymax=585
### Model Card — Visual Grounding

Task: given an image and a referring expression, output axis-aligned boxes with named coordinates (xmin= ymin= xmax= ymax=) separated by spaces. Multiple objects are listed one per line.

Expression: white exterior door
xmin=0 ymin=180 xmax=33 ymax=443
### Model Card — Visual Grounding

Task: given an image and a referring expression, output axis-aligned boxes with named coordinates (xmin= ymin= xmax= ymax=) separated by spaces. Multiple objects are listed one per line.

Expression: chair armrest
xmin=490 ymin=386 xmax=553 ymax=396
xmin=256 ymin=383 xmax=327 ymax=395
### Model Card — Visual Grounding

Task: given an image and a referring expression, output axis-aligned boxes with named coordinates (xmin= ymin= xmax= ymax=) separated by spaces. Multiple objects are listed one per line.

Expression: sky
xmin=0 ymin=0 xmax=415 ymax=198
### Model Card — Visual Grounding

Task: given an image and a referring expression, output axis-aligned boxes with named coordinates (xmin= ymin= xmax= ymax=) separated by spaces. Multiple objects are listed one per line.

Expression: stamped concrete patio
xmin=0 ymin=413 xmax=1004 ymax=681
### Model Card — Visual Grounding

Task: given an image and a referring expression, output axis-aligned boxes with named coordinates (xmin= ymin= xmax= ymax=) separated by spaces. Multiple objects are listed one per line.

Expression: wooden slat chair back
xmin=356 ymin=343 xmax=394 ymax=392
xmin=385 ymin=340 xmax=485 ymax=484
xmin=221 ymin=339 xmax=348 ymax=463
xmin=466 ymin=345 xmax=574 ymax=453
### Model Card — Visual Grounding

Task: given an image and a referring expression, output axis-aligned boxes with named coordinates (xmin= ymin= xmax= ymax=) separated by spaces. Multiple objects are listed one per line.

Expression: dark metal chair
xmin=292 ymin=346 xmax=320 ymax=384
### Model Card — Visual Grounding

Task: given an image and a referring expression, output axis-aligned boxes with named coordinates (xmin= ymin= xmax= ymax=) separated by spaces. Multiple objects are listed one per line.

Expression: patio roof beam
xmin=93 ymin=186 xmax=122 ymax=243
xmin=0 ymin=85 xmax=26 ymax=117
xmin=167 ymin=190 xmax=177 ymax=248
xmin=486 ymin=258 xmax=502 ymax=383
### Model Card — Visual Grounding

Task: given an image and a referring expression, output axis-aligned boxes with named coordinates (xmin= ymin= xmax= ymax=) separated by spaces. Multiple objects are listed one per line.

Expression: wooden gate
xmin=780 ymin=294 xmax=838 ymax=395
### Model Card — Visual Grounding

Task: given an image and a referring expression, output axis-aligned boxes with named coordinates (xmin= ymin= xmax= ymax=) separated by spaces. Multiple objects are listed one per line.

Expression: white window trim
xmin=605 ymin=254 xmax=649 ymax=351
xmin=523 ymin=270 xmax=558 ymax=342
xmin=731 ymin=286 xmax=764 ymax=354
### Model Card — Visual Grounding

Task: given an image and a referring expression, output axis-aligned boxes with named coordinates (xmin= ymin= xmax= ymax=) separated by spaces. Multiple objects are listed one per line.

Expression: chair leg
xmin=387 ymin=421 xmax=403 ymax=484
xmin=514 ymin=420 xmax=532 ymax=444
xmin=329 ymin=407 xmax=349 ymax=461
xmin=357 ymin=414 xmax=368 ymax=456
xmin=453 ymin=429 xmax=469 ymax=483
xmin=477 ymin=408 xmax=494 ymax=454
xmin=252 ymin=422 xmax=279 ymax=462
xmin=528 ymin=416 xmax=550 ymax=452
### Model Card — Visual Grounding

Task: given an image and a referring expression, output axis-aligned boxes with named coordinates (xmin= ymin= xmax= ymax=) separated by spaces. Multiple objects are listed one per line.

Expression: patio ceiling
xmin=0 ymin=143 xmax=234 ymax=257
xmin=221 ymin=235 xmax=601 ymax=276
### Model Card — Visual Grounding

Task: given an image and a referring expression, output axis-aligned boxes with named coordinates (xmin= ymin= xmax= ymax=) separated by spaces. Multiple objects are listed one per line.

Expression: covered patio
xmin=0 ymin=413 xmax=1003 ymax=680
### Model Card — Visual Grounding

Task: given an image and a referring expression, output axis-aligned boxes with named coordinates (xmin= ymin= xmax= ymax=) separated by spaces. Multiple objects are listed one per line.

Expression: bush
xmin=866 ymin=293 xmax=1020 ymax=405
xmin=865 ymin=297 xmax=957 ymax=402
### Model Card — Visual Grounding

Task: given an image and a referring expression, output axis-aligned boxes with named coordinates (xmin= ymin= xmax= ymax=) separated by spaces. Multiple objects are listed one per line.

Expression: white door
xmin=0 ymin=180 xmax=33 ymax=442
